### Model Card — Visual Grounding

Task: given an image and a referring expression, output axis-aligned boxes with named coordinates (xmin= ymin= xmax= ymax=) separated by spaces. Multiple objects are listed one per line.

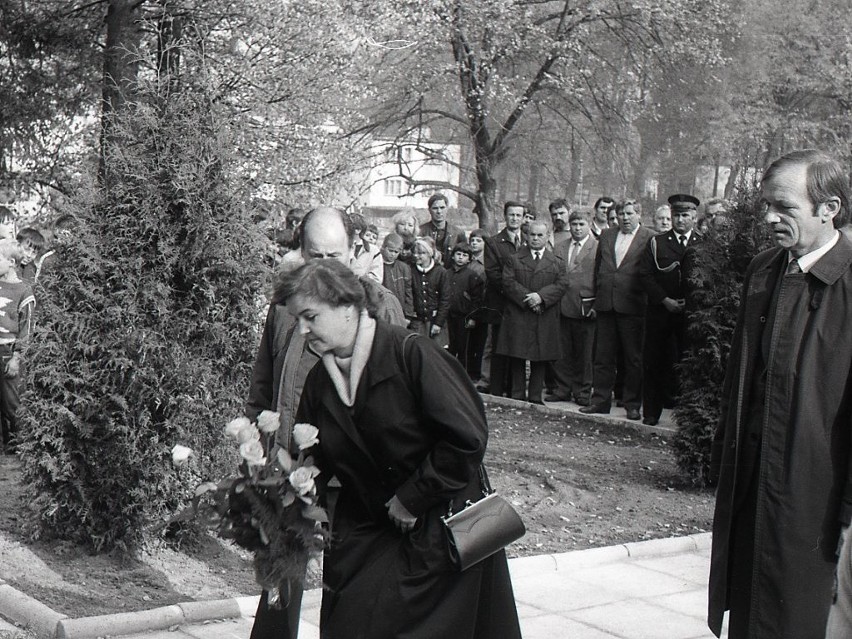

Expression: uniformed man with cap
xmin=638 ymin=193 xmax=701 ymax=425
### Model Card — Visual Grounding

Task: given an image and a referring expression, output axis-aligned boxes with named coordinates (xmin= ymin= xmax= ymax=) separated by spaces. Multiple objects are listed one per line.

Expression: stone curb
xmin=509 ymin=532 xmax=712 ymax=578
xmin=1 ymin=534 xmax=711 ymax=638
xmin=0 ymin=584 xmax=67 ymax=637
xmin=479 ymin=393 xmax=678 ymax=438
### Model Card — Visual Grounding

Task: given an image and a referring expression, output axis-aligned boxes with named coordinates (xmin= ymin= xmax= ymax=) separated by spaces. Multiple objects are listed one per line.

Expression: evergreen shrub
xmin=672 ymin=192 xmax=772 ymax=486
xmin=17 ymin=86 xmax=268 ymax=551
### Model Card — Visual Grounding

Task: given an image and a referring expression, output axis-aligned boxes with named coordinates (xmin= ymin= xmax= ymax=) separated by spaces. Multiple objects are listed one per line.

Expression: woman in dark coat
xmin=279 ymin=260 xmax=522 ymax=639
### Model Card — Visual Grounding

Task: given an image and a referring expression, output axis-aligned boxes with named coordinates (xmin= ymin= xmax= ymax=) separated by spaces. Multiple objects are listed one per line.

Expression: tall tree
xmin=349 ymin=0 xmax=730 ymax=230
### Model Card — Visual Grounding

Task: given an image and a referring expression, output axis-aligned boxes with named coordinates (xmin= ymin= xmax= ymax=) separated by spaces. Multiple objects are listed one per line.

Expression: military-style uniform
xmin=639 ymin=195 xmax=701 ymax=423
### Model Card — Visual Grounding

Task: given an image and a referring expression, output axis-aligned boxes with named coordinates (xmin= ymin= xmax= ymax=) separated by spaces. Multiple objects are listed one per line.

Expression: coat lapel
xmin=317 ymin=327 xmax=400 ymax=472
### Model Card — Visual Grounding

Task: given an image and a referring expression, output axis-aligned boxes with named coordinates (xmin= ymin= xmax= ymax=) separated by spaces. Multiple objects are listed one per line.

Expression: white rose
xmin=292 ymin=423 xmax=319 ymax=450
xmin=225 ymin=417 xmax=252 ymax=440
xmin=239 ymin=440 xmax=266 ymax=466
xmin=171 ymin=444 xmax=193 ymax=466
xmin=257 ymin=410 xmax=281 ymax=434
xmin=236 ymin=423 xmax=260 ymax=444
xmin=289 ymin=465 xmax=320 ymax=495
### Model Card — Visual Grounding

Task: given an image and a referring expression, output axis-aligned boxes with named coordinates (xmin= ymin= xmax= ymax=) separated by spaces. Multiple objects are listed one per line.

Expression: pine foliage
xmin=17 ymin=85 xmax=268 ymax=552
xmin=672 ymin=193 xmax=773 ymax=486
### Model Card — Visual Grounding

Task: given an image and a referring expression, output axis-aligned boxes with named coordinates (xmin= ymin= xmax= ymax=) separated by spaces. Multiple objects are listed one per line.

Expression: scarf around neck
xmin=321 ymin=310 xmax=376 ymax=407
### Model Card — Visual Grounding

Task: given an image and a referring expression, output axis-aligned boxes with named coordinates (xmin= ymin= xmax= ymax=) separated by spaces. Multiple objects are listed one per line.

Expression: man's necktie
xmin=533 ymin=251 xmax=540 ymax=261
xmin=679 ymin=235 xmax=687 ymax=249
xmin=569 ymin=241 xmax=580 ymax=267
xmin=786 ymin=259 xmax=802 ymax=275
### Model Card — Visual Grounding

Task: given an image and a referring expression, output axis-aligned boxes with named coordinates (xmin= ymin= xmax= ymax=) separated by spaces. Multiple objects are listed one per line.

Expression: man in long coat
xmin=483 ymin=201 xmax=525 ymax=396
xmin=708 ymin=149 xmax=852 ymax=639
xmin=496 ymin=220 xmax=568 ymax=403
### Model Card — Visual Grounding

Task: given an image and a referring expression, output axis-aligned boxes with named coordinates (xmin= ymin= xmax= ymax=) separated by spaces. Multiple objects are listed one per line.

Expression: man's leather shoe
xmin=579 ymin=403 xmax=610 ymax=414
xmin=625 ymin=408 xmax=641 ymax=420
xmin=642 ymin=417 xmax=659 ymax=426
xmin=573 ymin=396 xmax=591 ymax=406
xmin=529 ymin=399 xmax=545 ymax=405
xmin=544 ymin=392 xmax=570 ymax=402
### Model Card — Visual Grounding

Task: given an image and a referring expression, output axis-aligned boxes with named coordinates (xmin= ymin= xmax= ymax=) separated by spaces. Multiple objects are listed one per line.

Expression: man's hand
xmin=4 ymin=353 xmax=20 ymax=378
xmin=662 ymin=297 xmax=685 ymax=313
xmin=430 ymin=324 xmax=442 ymax=338
xmin=524 ymin=292 xmax=542 ymax=308
xmin=385 ymin=495 xmax=417 ymax=532
xmin=465 ymin=319 xmax=476 ymax=329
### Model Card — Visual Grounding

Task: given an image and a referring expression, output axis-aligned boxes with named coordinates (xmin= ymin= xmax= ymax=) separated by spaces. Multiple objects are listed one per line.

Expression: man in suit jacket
xmin=549 ymin=210 xmax=598 ymax=405
xmin=580 ymin=199 xmax=654 ymax=419
xmin=639 ymin=194 xmax=701 ymax=426
xmin=419 ymin=193 xmax=462 ymax=265
xmin=482 ymin=201 xmax=526 ymax=397
xmin=496 ymin=221 xmax=569 ymax=403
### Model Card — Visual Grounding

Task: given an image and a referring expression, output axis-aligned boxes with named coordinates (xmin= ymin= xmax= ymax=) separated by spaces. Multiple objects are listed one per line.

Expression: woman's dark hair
xmin=272 ymin=260 xmax=378 ymax=317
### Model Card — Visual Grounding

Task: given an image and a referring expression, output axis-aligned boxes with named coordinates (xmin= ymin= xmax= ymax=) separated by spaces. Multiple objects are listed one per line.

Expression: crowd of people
xmin=253 ymin=149 xmax=852 ymax=639
xmin=264 ymin=191 xmax=725 ymax=426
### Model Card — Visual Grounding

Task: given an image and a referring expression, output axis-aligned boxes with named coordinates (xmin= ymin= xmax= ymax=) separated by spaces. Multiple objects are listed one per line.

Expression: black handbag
xmin=442 ymin=466 xmax=526 ymax=571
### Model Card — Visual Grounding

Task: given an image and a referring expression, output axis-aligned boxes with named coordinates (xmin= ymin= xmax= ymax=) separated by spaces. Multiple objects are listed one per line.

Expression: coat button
xmin=759 ymin=316 xmax=766 ymax=323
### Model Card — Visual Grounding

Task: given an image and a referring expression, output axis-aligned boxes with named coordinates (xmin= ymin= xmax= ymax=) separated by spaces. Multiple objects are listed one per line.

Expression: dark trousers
xmin=0 ymin=347 xmax=21 ymax=453
xmin=509 ymin=358 xmax=546 ymax=402
xmin=489 ymin=323 xmax=512 ymax=397
xmin=553 ymin=316 xmax=595 ymax=403
xmin=446 ymin=315 xmax=467 ymax=361
xmin=590 ymin=311 xmax=644 ymax=410
xmin=642 ymin=306 xmax=686 ymax=420
xmin=465 ymin=321 xmax=488 ymax=381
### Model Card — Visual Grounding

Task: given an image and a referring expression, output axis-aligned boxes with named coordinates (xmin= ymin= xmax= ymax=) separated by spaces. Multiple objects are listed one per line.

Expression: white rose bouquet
xmin=169 ymin=412 xmax=326 ymax=608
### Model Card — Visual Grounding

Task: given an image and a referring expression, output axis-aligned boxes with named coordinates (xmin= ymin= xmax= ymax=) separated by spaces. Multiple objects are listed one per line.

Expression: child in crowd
xmin=16 ymin=228 xmax=47 ymax=284
xmin=0 ymin=239 xmax=35 ymax=454
xmin=392 ymin=208 xmax=419 ymax=266
xmin=380 ymin=233 xmax=414 ymax=321
xmin=446 ymin=243 xmax=486 ymax=379
xmin=410 ymin=236 xmax=450 ymax=344
xmin=0 ymin=207 xmax=16 ymax=241
xmin=467 ymin=228 xmax=487 ymax=278
xmin=351 ymin=218 xmax=383 ymax=282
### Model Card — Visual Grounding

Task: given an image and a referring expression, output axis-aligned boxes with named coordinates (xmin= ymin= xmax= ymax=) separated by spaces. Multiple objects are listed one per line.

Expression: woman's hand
xmin=385 ymin=495 xmax=417 ymax=533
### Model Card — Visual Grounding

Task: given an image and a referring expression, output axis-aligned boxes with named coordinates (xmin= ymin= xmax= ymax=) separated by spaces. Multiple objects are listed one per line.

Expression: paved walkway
xmin=105 ymin=535 xmax=726 ymax=639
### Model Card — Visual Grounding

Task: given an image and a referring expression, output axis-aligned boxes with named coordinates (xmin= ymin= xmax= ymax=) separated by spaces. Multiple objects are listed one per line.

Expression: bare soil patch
xmin=0 ymin=402 xmax=713 ymax=619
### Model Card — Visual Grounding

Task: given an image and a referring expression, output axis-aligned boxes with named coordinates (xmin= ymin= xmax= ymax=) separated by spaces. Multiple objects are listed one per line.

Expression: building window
xmin=402 ymin=147 xmax=414 ymax=162
xmin=383 ymin=179 xmax=405 ymax=196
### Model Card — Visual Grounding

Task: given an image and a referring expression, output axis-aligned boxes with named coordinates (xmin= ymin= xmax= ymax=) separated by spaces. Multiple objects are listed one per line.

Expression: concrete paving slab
xmin=512 ymin=573 xmax=626 ymax=612
xmin=521 ymin=614 xmax=622 ymax=638
xmin=569 ymin=561 xmax=697 ymax=599
xmin=633 ymin=552 xmax=710 ymax=586
xmin=652 ymin=589 xmax=711 ymax=620
xmin=571 ymin=599 xmax=714 ymax=639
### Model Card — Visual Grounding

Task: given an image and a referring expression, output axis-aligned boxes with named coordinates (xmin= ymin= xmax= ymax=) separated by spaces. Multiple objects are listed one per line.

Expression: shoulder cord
xmin=652 ymin=236 xmax=680 ymax=273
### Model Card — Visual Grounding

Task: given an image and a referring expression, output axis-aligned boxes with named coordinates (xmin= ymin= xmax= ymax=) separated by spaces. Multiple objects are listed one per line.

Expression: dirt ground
xmin=0 ymin=402 xmax=714 ymax=618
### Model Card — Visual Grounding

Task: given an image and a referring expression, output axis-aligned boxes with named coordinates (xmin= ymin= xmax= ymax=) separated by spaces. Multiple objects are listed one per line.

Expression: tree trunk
xmin=476 ymin=159 xmax=499 ymax=234
xmin=99 ymin=0 xmax=143 ymax=183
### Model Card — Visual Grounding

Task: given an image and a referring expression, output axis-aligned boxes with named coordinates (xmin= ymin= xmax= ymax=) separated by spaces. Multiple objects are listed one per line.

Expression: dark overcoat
xmin=482 ymin=228 xmax=522 ymax=323
xmin=495 ymin=247 xmax=569 ymax=361
xmin=295 ymin=322 xmax=522 ymax=639
xmin=708 ymin=236 xmax=852 ymax=638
